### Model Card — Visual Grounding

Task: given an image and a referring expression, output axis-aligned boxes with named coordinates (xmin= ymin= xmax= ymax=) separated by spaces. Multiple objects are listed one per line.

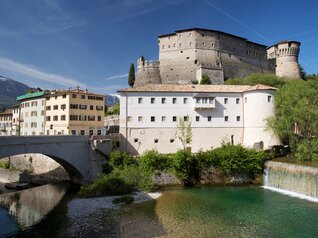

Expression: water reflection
xmin=0 ymin=183 xmax=67 ymax=237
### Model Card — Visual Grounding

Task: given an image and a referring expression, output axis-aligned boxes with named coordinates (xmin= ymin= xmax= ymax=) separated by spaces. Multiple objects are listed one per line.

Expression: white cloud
xmin=105 ymin=73 xmax=128 ymax=81
xmin=0 ymin=56 xmax=88 ymax=89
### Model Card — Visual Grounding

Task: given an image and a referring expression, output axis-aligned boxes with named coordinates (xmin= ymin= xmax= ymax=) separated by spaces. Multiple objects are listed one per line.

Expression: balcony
xmin=193 ymin=96 xmax=215 ymax=110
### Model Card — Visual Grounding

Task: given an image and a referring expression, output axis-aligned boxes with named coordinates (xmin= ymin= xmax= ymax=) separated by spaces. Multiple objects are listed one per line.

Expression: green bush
xmin=108 ymin=150 xmax=136 ymax=169
xmin=200 ymin=75 xmax=211 ymax=85
xmin=196 ymin=144 xmax=267 ymax=176
xmin=139 ymin=150 xmax=171 ymax=174
xmin=295 ymin=139 xmax=318 ymax=161
xmin=79 ymin=175 xmax=134 ymax=197
xmin=170 ymin=149 xmax=198 ymax=184
xmin=0 ymin=160 xmax=10 ymax=169
xmin=225 ymin=74 xmax=286 ymax=88
xmin=112 ymin=195 xmax=134 ymax=205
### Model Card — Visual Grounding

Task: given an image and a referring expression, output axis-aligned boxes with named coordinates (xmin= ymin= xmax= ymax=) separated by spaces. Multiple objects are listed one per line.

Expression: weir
xmin=263 ymin=161 xmax=318 ymax=201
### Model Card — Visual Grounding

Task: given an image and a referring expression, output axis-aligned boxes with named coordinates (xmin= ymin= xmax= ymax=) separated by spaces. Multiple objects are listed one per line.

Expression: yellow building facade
xmin=44 ymin=89 xmax=105 ymax=136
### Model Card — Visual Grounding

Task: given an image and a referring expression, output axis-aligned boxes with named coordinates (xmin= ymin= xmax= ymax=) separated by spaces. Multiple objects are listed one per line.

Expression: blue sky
xmin=0 ymin=0 xmax=317 ymax=94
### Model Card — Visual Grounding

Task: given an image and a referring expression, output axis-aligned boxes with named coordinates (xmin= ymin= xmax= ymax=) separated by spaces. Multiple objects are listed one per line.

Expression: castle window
xmin=268 ymin=95 xmax=272 ymax=102
xmin=186 ymin=57 xmax=190 ymax=59
xmin=196 ymin=116 xmax=200 ymax=122
xmin=179 ymin=43 xmax=182 ymax=47
xmin=127 ymin=116 xmax=132 ymax=122
xmin=162 ymin=116 xmax=166 ymax=122
xmin=236 ymin=116 xmax=240 ymax=122
xmin=162 ymin=45 xmax=165 ymax=49
xmin=180 ymin=51 xmax=183 ymax=53
xmin=189 ymin=42 xmax=192 ymax=46
xmin=201 ymin=33 xmax=205 ymax=37
xmin=173 ymin=116 xmax=177 ymax=122
xmin=138 ymin=116 xmax=143 ymax=122
xmin=184 ymin=116 xmax=188 ymax=122
xmin=207 ymin=116 xmax=212 ymax=122
xmin=161 ymin=98 xmax=166 ymax=104
xmin=224 ymin=116 xmax=229 ymax=122
xmin=194 ymin=60 xmax=198 ymax=64
xmin=138 ymin=97 xmax=143 ymax=104
xmin=154 ymin=139 xmax=159 ymax=143
xmin=236 ymin=98 xmax=240 ymax=104
xmin=173 ymin=43 xmax=176 ymax=47
xmin=202 ymin=42 xmax=205 ymax=46
xmin=134 ymin=138 xmax=139 ymax=143
xmin=170 ymin=139 xmax=175 ymax=143
xmin=183 ymin=98 xmax=188 ymax=104
xmin=244 ymin=97 xmax=247 ymax=103
xmin=172 ymin=98 xmax=177 ymax=104
xmin=224 ymin=98 xmax=228 ymax=104
xmin=151 ymin=98 xmax=155 ymax=104
xmin=212 ymin=43 xmax=214 ymax=47
xmin=151 ymin=116 xmax=155 ymax=122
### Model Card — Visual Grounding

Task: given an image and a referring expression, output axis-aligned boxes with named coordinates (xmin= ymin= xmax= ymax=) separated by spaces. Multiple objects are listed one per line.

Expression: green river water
xmin=2 ymin=185 xmax=318 ymax=237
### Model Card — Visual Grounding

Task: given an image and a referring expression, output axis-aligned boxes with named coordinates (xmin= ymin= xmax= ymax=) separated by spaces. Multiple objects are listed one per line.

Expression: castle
xmin=135 ymin=28 xmax=301 ymax=86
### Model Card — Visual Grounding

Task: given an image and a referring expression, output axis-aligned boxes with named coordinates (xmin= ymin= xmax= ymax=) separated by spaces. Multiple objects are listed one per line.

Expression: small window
xmin=162 ymin=45 xmax=165 ymax=49
xmin=138 ymin=116 xmax=143 ymax=122
xmin=268 ymin=95 xmax=272 ymax=102
xmin=236 ymin=98 xmax=240 ymax=104
xmin=151 ymin=116 xmax=155 ymax=122
xmin=63 ymin=94 xmax=66 ymax=98
xmin=231 ymin=135 xmax=234 ymax=145
xmin=134 ymin=138 xmax=139 ymax=143
xmin=172 ymin=98 xmax=177 ymax=104
xmin=236 ymin=116 xmax=240 ymax=122
xmin=196 ymin=116 xmax=200 ymax=122
xmin=162 ymin=116 xmax=166 ymax=122
xmin=154 ymin=139 xmax=159 ymax=143
xmin=151 ymin=98 xmax=155 ymax=104
xmin=244 ymin=97 xmax=247 ymax=103
xmin=170 ymin=139 xmax=175 ymax=143
xmin=53 ymin=116 xmax=58 ymax=121
xmin=127 ymin=116 xmax=132 ymax=122
xmin=80 ymin=130 xmax=85 ymax=135
xmin=81 ymin=95 xmax=85 ymax=99
xmin=138 ymin=98 xmax=143 ymax=104
xmin=184 ymin=116 xmax=188 ymax=122
xmin=161 ymin=98 xmax=166 ymax=104
xmin=61 ymin=115 xmax=66 ymax=121
xmin=224 ymin=98 xmax=228 ymax=104
xmin=207 ymin=116 xmax=212 ymax=122
xmin=72 ymin=94 xmax=77 ymax=98
xmin=173 ymin=116 xmax=177 ymax=122
xmin=224 ymin=116 xmax=229 ymax=122
xmin=183 ymin=98 xmax=188 ymax=104
xmin=90 ymin=105 xmax=94 ymax=110
xmin=194 ymin=60 xmax=198 ymax=64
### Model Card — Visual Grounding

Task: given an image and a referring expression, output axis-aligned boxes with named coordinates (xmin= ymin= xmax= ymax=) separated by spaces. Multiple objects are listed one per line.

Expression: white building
xmin=119 ymin=84 xmax=281 ymax=155
xmin=17 ymin=91 xmax=47 ymax=136
xmin=0 ymin=109 xmax=13 ymax=136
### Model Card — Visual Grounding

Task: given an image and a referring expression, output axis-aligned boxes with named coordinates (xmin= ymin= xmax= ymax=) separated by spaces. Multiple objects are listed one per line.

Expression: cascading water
xmin=263 ymin=161 xmax=318 ymax=202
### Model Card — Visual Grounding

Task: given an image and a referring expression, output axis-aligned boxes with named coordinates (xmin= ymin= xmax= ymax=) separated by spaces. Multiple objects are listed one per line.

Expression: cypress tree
xmin=128 ymin=63 xmax=135 ymax=87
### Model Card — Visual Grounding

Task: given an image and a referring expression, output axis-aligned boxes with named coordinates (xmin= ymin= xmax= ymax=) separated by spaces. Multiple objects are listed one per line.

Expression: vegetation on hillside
xmin=200 ymin=75 xmax=211 ymax=85
xmin=267 ymin=79 xmax=318 ymax=161
xmin=225 ymin=73 xmax=287 ymax=88
xmin=105 ymin=102 xmax=120 ymax=116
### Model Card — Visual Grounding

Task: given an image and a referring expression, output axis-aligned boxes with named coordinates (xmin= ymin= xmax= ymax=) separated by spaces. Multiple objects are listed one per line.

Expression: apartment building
xmin=0 ymin=109 xmax=13 ymax=136
xmin=17 ymin=91 xmax=47 ymax=136
xmin=119 ymin=84 xmax=281 ymax=155
xmin=44 ymin=88 xmax=105 ymax=136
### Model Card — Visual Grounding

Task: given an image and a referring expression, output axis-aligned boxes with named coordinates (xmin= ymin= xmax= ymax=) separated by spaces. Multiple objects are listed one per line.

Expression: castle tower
xmin=134 ymin=58 xmax=161 ymax=87
xmin=267 ymin=41 xmax=301 ymax=78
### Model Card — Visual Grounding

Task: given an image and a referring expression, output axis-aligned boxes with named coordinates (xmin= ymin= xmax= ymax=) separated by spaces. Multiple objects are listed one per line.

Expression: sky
xmin=0 ymin=0 xmax=318 ymax=95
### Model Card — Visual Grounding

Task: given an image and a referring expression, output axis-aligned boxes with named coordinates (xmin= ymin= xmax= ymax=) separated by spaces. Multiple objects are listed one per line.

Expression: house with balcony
xmin=118 ymin=84 xmax=281 ymax=154
xmin=0 ymin=109 xmax=13 ymax=136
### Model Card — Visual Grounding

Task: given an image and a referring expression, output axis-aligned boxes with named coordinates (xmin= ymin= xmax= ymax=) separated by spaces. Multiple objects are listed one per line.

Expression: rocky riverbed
xmin=66 ymin=192 xmax=162 ymax=238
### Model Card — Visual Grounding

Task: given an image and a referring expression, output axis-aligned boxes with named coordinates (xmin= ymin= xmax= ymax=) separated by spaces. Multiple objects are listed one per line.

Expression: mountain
xmin=105 ymin=94 xmax=119 ymax=107
xmin=0 ymin=76 xmax=30 ymax=109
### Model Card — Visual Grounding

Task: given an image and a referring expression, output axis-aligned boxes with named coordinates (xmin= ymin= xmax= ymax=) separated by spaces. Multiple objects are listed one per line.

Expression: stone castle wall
xmin=135 ymin=59 xmax=161 ymax=87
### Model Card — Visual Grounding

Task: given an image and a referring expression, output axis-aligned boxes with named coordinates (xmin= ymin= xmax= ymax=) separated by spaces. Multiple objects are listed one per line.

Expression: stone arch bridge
xmin=0 ymin=136 xmax=113 ymax=184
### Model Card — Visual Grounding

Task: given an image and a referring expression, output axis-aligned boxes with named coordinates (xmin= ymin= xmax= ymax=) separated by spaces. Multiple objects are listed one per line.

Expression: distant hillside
xmin=0 ymin=76 xmax=30 ymax=109
xmin=105 ymin=94 xmax=119 ymax=107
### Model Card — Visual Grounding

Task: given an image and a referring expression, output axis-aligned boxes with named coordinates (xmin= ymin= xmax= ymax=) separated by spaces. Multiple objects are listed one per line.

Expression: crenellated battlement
xmin=137 ymin=58 xmax=160 ymax=70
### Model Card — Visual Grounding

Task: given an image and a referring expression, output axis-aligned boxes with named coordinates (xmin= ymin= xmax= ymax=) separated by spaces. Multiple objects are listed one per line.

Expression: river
xmin=2 ymin=185 xmax=318 ymax=237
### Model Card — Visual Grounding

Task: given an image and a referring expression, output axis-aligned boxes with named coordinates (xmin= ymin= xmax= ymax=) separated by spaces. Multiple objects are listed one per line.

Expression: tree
xmin=140 ymin=55 xmax=145 ymax=66
xmin=176 ymin=115 xmax=192 ymax=150
xmin=225 ymin=74 xmax=286 ymax=88
xmin=267 ymin=80 xmax=318 ymax=160
xmin=299 ymin=64 xmax=306 ymax=80
xmin=200 ymin=75 xmax=211 ymax=85
xmin=128 ymin=63 xmax=135 ymax=87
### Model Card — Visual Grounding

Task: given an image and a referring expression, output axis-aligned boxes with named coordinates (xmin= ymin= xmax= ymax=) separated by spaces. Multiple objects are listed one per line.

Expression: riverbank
xmin=66 ymin=191 xmax=161 ymax=237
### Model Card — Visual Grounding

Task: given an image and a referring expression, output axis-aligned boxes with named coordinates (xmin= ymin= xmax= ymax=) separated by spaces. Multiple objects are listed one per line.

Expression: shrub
xmin=0 ymin=160 xmax=10 ymax=169
xmin=112 ymin=195 xmax=134 ymax=205
xmin=170 ymin=149 xmax=198 ymax=184
xmin=295 ymin=139 xmax=318 ymax=161
xmin=79 ymin=176 xmax=134 ymax=197
xmin=108 ymin=150 xmax=136 ymax=169
xmin=196 ymin=144 xmax=267 ymax=176
xmin=139 ymin=150 xmax=171 ymax=174
xmin=200 ymin=75 xmax=211 ymax=85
